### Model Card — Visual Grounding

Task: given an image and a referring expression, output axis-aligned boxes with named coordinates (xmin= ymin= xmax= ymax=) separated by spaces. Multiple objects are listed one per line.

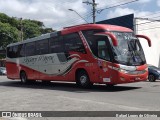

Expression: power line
xmin=83 ymin=0 xmax=134 ymax=22
xmin=63 ymin=0 xmax=139 ymax=27
xmin=134 ymin=16 xmax=160 ymax=26
xmin=135 ymin=19 xmax=160 ymax=26
xmin=56 ymin=11 xmax=91 ymax=26
xmin=97 ymin=0 xmax=133 ymax=12
xmin=97 ymin=0 xmax=139 ymax=14
xmin=46 ymin=3 xmax=93 ymax=28
xmin=135 ymin=17 xmax=160 ymax=31
xmin=138 ymin=26 xmax=160 ymax=31
xmin=44 ymin=0 xmax=146 ymax=29
xmin=68 ymin=9 xmax=89 ymax=23
xmin=47 ymin=0 xmax=140 ymax=28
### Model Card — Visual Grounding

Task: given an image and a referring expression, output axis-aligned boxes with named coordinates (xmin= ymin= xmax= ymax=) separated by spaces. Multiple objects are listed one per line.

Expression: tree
xmin=0 ymin=12 xmax=55 ymax=59
xmin=0 ymin=13 xmax=55 ymax=41
xmin=0 ymin=13 xmax=19 ymax=28
xmin=41 ymin=28 xmax=55 ymax=34
xmin=22 ymin=19 xmax=55 ymax=40
xmin=0 ymin=22 xmax=19 ymax=49
xmin=22 ymin=20 xmax=42 ymax=39
xmin=0 ymin=12 xmax=55 ymax=58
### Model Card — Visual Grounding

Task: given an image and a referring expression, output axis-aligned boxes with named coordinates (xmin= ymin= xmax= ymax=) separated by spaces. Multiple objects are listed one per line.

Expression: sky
xmin=0 ymin=0 xmax=160 ymax=30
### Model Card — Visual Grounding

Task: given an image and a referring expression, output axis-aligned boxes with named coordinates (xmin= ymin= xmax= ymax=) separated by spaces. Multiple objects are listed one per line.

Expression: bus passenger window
xmin=50 ymin=37 xmax=64 ymax=53
xmin=7 ymin=47 xmax=13 ymax=58
xmin=36 ymin=39 xmax=49 ymax=55
xmin=18 ymin=44 xmax=25 ymax=57
xmin=25 ymin=42 xmax=36 ymax=56
xmin=64 ymin=33 xmax=86 ymax=53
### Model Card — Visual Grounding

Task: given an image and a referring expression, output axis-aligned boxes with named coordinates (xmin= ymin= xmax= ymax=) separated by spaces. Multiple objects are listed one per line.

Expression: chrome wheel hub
xmin=80 ymin=75 xmax=87 ymax=84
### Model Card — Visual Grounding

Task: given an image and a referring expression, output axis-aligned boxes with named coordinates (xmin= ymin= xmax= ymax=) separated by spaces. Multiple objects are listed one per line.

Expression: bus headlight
xmin=119 ymin=68 xmax=129 ymax=74
xmin=119 ymin=64 xmax=136 ymax=71
xmin=119 ymin=64 xmax=136 ymax=74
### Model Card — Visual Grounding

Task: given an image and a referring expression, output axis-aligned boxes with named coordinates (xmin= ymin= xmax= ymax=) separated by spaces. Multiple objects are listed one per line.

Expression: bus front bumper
xmin=116 ymin=70 xmax=148 ymax=84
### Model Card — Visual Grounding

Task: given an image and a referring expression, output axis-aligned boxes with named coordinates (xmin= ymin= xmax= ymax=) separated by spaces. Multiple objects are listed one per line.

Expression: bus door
xmin=97 ymin=40 xmax=112 ymax=83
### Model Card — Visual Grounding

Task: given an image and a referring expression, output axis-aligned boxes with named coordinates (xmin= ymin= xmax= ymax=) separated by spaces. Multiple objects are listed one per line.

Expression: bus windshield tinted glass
xmin=111 ymin=31 xmax=146 ymax=66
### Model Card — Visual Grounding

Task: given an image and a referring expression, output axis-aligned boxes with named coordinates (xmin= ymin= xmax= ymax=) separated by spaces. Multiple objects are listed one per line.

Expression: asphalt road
xmin=0 ymin=76 xmax=160 ymax=120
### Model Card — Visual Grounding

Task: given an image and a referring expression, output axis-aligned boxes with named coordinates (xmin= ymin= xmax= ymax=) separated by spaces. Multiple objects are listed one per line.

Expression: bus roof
xmin=7 ymin=31 xmax=59 ymax=47
xmin=61 ymin=24 xmax=133 ymax=35
xmin=7 ymin=24 xmax=132 ymax=47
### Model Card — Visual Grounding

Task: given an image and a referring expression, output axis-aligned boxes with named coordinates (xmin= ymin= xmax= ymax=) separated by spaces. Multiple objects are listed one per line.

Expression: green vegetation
xmin=0 ymin=13 xmax=54 ymax=50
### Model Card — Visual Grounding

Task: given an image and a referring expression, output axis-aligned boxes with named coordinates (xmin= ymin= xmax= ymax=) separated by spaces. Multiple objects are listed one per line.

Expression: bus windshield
xmin=82 ymin=30 xmax=146 ymax=66
xmin=111 ymin=31 xmax=146 ymax=66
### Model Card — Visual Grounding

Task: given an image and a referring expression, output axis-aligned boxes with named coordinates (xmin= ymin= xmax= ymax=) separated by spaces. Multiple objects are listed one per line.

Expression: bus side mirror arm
xmin=105 ymin=32 xmax=118 ymax=46
xmin=136 ymin=35 xmax=151 ymax=47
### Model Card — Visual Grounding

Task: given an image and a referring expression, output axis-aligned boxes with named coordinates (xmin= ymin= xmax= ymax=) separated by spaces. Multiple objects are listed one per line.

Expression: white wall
xmin=135 ymin=18 xmax=160 ymax=67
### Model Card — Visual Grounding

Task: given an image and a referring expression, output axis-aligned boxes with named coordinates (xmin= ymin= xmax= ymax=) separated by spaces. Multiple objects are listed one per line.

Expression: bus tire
xmin=20 ymin=71 xmax=28 ymax=84
xmin=76 ymin=70 xmax=92 ymax=88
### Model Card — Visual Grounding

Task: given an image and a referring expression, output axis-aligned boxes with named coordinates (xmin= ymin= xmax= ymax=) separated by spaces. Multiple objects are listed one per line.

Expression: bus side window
xmin=7 ymin=47 xmax=13 ymax=58
xmin=18 ymin=44 xmax=25 ymax=57
xmin=82 ymin=30 xmax=100 ymax=56
xmin=12 ymin=46 xmax=19 ymax=58
xmin=25 ymin=42 xmax=36 ymax=56
xmin=7 ymin=46 xmax=19 ymax=58
xmin=50 ymin=37 xmax=64 ymax=53
xmin=63 ymin=33 xmax=86 ymax=53
xmin=98 ymin=40 xmax=110 ymax=61
xmin=36 ymin=39 xmax=49 ymax=55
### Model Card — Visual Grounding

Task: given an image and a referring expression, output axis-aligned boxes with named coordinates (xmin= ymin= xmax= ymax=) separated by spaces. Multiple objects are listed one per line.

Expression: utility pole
xmin=83 ymin=0 xmax=98 ymax=24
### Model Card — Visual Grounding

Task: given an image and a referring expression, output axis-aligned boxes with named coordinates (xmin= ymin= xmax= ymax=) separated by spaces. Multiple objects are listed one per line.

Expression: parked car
xmin=0 ymin=67 xmax=6 ymax=75
xmin=148 ymin=64 xmax=160 ymax=82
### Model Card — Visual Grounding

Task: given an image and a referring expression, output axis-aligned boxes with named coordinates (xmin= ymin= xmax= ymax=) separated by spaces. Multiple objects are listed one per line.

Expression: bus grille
xmin=128 ymin=70 xmax=146 ymax=75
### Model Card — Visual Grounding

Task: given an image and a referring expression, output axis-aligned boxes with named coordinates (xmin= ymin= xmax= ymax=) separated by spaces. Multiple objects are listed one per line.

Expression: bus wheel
xmin=20 ymin=71 xmax=28 ymax=84
xmin=77 ymin=70 xmax=92 ymax=88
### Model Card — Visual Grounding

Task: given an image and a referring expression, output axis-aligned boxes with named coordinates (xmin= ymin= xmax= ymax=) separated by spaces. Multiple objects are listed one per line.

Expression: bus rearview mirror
xmin=94 ymin=32 xmax=118 ymax=47
xmin=136 ymin=35 xmax=151 ymax=47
